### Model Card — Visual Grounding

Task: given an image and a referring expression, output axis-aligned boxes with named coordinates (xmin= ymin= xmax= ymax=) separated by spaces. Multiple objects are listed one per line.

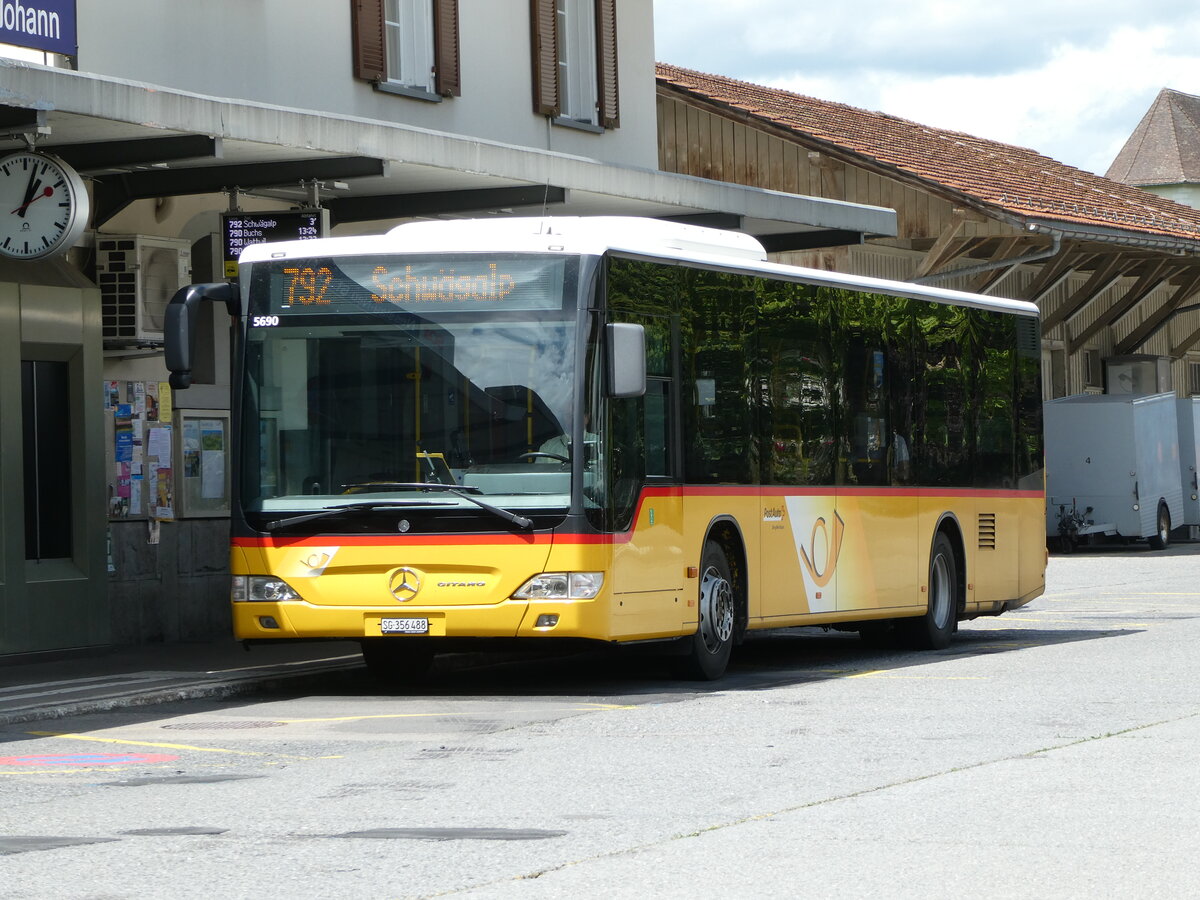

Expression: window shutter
xmin=595 ymin=0 xmax=619 ymax=128
xmin=433 ymin=0 xmax=461 ymax=97
xmin=351 ymin=0 xmax=386 ymax=83
xmin=530 ymin=0 xmax=560 ymax=117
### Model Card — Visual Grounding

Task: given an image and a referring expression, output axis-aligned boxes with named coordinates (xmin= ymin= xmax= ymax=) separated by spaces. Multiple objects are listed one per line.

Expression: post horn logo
xmin=798 ymin=511 xmax=845 ymax=588
xmin=389 ymin=567 xmax=421 ymax=602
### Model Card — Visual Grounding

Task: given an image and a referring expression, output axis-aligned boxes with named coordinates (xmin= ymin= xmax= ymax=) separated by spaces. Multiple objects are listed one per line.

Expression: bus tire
xmin=678 ymin=541 xmax=736 ymax=680
xmin=360 ymin=639 xmax=434 ymax=683
xmin=1148 ymin=502 xmax=1170 ymax=551
xmin=900 ymin=531 xmax=958 ymax=650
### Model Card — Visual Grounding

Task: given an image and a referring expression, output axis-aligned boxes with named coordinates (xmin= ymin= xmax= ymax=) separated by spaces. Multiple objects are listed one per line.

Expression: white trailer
xmin=1044 ymin=392 xmax=1183 ymax=551
xmin=1178 ymin=397 xmax=1200 ymax=529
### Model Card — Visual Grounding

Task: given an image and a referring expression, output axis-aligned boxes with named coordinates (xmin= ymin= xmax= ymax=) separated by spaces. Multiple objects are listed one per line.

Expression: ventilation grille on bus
xmin=1015 ymin=316 xmax=1039 ymax=357
xmin=978 ymin=513 xmax=997 ymax=550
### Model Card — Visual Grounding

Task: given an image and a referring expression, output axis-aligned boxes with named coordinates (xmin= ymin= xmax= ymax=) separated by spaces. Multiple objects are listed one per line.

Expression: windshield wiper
xmin=340 ymin=482 xmax=534 ymax=530
xmin=267 ymin=483 xmax=534 ymax=532
xmin=263 ymin=500 xmax=449 ymax=532
xmin=340 ymin=481 xmax=482 ymax=494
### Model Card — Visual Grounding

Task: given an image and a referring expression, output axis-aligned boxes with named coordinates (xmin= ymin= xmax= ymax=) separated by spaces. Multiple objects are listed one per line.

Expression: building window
xmin=22 ymin=360 xmax=73 ymax=561
xmin=352 ymin=0 xmax=460 ymax=99
xmin=1082 ymin=348 xmax=1100 ymax=388
xmin=531 ymin=0 xmax=619 ymax=130
xmin=386 ymin=0 xmax=435 ymax=91
xmin=1042 ymin=344 xmax=1066 ymax=400
xmin=1189 ymin=360 xmax=1200 ymax=396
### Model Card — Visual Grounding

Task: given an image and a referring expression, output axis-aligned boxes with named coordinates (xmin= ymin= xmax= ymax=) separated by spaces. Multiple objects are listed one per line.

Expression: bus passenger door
xmin=758 ymin=341 xmax=839 ymax=620
xmin=836 ymin=344 xmax=918 ymax=613
xmin=607 ymin=317 xmax=685 ymax=638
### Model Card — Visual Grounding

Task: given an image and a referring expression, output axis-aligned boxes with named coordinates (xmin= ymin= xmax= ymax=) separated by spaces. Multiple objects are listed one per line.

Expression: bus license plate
xmin=381 ymin=617 xmax=429 ymax=635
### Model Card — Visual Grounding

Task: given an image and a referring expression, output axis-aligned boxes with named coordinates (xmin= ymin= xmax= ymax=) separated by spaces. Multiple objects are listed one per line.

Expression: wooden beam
xmin=968 ymin=237 xmax=1034 ymax=294
xmin=1171 ymin=322 xmax=1200 ymax=357
xmin=1115 ymin=270 xmax=1200 ymax=355
xmin=1040 ymin=256 xmax=1129 ymax=335
xmin=1022 ymin=249 xmax=1090 ymax=305
xmin=1068 ymin=259 xmax=1176 ymax=353
xmin=912 ymin=210 xmax=969 ymax=279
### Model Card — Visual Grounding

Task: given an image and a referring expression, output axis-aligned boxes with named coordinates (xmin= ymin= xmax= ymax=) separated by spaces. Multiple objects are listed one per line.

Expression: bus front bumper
xmin=233 ymin=598 xmax=610 ymax=641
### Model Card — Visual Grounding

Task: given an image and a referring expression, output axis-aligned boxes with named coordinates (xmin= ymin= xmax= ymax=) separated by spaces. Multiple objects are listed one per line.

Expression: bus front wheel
xmin=900 ymin=532 xmax=958 ymax=650
xmin=678 ymin=541 xmax=736 ymax=680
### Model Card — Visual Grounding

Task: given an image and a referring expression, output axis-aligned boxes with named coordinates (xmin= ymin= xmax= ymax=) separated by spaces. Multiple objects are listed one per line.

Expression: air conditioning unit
xmin=98 ymin=235 xmax=192 ymax=342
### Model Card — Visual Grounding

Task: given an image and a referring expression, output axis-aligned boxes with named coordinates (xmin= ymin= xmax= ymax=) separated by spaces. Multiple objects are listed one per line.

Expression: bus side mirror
xmin=606 ymin=322 xmax=646 ymax=399
xmin=165 ymin=282 xmax=240 ymax=389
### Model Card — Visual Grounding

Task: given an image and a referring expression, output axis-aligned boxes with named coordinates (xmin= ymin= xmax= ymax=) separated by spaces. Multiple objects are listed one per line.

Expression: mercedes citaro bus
xmin=165 ymin=217 xmax=1045 ymax=680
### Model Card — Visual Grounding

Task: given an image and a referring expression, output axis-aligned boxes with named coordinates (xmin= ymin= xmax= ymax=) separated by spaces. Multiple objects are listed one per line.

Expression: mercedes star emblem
xmin=389 ymin=567 xmax=421 ymax=602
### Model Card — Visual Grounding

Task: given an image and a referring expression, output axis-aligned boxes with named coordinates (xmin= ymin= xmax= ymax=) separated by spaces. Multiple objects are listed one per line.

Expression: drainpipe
xmin=914 ymin=229 xmax=1063 ymax=285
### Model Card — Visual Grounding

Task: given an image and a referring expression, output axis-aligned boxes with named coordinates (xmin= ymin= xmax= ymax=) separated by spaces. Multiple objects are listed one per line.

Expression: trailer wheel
xmin=1148 ymin=502 xmax=1171 ymax=551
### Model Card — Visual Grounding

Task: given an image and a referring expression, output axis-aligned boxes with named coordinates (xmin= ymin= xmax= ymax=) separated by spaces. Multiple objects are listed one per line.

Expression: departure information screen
xmin=222 ymin=210 xmax=327 ymax=277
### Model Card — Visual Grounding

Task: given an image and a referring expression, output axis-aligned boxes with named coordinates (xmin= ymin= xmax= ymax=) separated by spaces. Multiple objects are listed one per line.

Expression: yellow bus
xmin=165 ymin=217 xmax=1045 ymax=680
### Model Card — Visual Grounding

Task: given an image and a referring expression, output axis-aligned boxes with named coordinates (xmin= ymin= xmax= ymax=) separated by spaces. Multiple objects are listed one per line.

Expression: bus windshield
xmin=238 ymin=253 xmax=584 ymax=529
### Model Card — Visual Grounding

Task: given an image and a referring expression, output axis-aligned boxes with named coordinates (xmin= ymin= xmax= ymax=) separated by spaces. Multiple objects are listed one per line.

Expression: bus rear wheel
xmin=678 ymin=541 xmax=736 ymax=680
xmin=899 ymin=532 xmax=958 ymax=650
xmin=360 ymin=639 xmax=434 ymax=683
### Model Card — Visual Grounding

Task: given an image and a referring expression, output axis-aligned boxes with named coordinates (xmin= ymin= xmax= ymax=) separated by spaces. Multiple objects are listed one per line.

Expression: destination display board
xmin=255 ymin=254 xmax=571 ymax=317
xmin=221 ymin=210 xmax=328 ymax=277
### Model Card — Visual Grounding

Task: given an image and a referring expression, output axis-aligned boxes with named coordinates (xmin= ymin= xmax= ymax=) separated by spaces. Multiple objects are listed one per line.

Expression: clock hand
xmin=17 ymin=169 xmax=41 ymax=217
xmin=10 ymin=185 xmax=53 ymax=216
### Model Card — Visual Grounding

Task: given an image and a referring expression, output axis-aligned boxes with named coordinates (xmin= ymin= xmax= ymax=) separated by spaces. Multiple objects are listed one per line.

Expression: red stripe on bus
xmin=234 ymin=484 xmax=1041 ymax=549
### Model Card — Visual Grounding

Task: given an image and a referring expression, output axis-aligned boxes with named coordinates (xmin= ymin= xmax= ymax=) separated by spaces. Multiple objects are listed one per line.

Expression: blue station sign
xmin=0 ymin=0 xmax=76 ymax=56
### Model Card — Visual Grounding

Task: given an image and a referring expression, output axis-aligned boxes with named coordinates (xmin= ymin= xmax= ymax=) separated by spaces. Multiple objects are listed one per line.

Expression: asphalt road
xmin=1 ymin=542 xmax=1198 ymax=899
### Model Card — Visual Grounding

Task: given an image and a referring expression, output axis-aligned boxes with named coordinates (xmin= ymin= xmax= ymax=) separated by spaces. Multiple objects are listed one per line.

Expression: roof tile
xmin=657 ymin=63 xmax=1200 ymax=242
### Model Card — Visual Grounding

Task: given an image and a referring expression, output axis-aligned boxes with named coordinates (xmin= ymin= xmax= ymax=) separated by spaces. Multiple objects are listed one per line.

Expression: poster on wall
xmin=130 ymin=463 xmax=143 ymax=513
xmin=183 ymin=421 xmax=200 ymax=478
xmin=158 ymin=381 xmax=173 ymax=424
xmin=146 ymin=382 xmax=159 ymax=422
xmin=153 ymin=464 xmax=174 ymax=519
xmin=114 ymin=404 xmax=133 ymax=463
xmin=147 ymin=425 xmax=174 ymax=520
xmin=200 ymin=420 xmax=225 ymax=500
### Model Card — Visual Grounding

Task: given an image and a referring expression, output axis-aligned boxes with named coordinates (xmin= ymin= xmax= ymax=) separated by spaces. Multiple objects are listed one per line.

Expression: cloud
xmin=654 ymin=2 xmax=1200 ymax=174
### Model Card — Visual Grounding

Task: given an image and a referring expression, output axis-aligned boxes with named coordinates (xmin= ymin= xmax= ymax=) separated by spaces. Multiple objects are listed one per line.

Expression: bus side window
xmin=644 ymin=378 xmax=670 ymax=476
xmin=681 ymin=271 xmax=755 ymax=485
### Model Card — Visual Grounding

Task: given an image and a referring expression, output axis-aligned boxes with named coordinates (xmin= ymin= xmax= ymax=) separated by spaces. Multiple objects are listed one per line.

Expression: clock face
xmin=0 ymin=151 xmax=89 ymax=260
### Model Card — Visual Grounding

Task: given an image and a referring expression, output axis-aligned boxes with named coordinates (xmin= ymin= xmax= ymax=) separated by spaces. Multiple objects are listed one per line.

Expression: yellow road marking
xmin=26 ymin=731 xmax=340 ymax=760
xmin=279 ymin=702 xmax=634 ymax=724
xmin=859 ymin=676 xmax=988 ymax=681
xmin=854 ymin=674 xmax=987 ymax=680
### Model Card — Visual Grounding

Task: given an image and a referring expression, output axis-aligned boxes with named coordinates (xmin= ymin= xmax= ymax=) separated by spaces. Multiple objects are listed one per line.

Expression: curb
xmin=0 ymin=661 xmax=364 ymax=728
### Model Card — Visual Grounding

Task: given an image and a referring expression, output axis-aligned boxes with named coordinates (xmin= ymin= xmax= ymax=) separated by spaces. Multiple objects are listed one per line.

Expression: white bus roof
xmin=238 ymin=216 xmax=1040 ymax=318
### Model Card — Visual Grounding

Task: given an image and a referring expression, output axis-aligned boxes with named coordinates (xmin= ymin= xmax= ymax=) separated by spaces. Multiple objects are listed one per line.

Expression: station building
xmin=0 ymin=2 xmax=895 ymax=656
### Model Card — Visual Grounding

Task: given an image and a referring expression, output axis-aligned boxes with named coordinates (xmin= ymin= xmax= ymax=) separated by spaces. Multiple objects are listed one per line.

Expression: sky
xmin=653 ymin=0 xmax=1200 ymax=177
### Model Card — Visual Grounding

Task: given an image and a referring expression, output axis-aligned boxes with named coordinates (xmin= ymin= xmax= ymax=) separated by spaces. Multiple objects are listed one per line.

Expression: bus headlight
xmin=232 ymin=575 xmax=304 ymax=603
xmin=513 ymin=572 xmax=604 ymax=600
